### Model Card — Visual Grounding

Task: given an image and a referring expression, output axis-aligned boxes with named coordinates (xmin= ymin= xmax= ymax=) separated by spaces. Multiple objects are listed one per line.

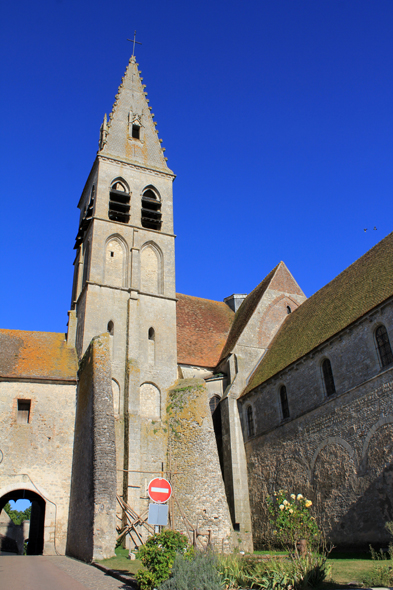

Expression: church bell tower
xmin=68 ymin=53 xmax=178 ymax=515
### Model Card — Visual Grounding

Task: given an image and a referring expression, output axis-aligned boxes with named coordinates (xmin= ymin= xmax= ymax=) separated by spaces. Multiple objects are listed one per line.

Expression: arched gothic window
xmin=280 ymin=385 xmax=290 ymax=419
xmin=209 ymin=395 xmax=220 ymax=415
xmin=376 ymin=325 xmax=393 ymax=368
xmin=108 ymin=180 xmax=130 ymax=224
xmin=322 ymin=358 xmax=336 ymax=396
xmin=247 ymin=405 xmax=255 ymax=438
xmin=141 ymin=188 xmax=162 ymax=230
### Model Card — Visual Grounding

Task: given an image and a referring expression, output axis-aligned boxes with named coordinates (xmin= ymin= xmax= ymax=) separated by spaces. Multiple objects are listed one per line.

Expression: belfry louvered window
xmin=280 ymin=385 xmax=290 ymax=419
xmin=322 ymin=358 xmax=336 ymax=396
xmin=376 ymin=325 xmax=393 ymax=368
xmin=141 ymin=188 xmax=162 ymax=230
xmin=247 ymin=405 xmax=255 ymax=438
xmin=109 ymin=181 xmax=130 ymax=224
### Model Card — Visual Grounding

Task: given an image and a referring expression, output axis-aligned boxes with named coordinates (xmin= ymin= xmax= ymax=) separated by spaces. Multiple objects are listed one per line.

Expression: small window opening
xmin=148 ymin=327 xmax=155 ymax=341
xmin=287 ymin=305 xmax=292 ymax=314
xmin=132 ymin=124 xmax=140 ymax=139
xmin=322 ymin=358 xmax=336 ymax=396
xmin=280 ymin=386 xmax=290 ymax=419
xmin=110 ymin=251 xmax=114 ymax=257
xmin=107 ymin=321 xmax=114 ymax=336
xmin=376 ymin=325 xmax=393 ymax=367
xmin=209 ymin=395 xmax=220 ymax=415
xmin=247 ymin=405 xmax=255 ymax=438
xmin=17 ymin=400 xmax=31 ymax=424
xmin=141 ymin=189 xmax=162 ymax=230
xmin=233 ymin=523 xmax=240 ymax=532
xmin=109 ymin=181 xmax=130 ymax=224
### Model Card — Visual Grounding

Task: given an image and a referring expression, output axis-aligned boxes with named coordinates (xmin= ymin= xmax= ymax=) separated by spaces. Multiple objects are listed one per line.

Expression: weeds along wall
xmin=167 ymin=379 xmax=234 ymax=551
xmin=66 ymin=333 xmax=117 ymax=561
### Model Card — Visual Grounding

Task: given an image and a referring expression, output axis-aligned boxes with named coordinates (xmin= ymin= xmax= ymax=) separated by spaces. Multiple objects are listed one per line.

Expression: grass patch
xmin=96 ymin=546 xmax=143 ymax=576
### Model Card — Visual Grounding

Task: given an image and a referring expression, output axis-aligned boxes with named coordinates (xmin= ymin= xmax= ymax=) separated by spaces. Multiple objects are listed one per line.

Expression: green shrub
xmin=159 ymin=552 xmax=223 ymax=590
xmin=267 ymin=491 xmax=321 ymax=553
xmin=362 ymin=563 xmax=393 ymax=588
xmin=290 ymin=553 xmax=330 ymax=589
xmin=218 ymin=554 xmax=294 ymax=590
xmin=136 ymin=530 xmax=190 ymax=590
xmin=218 ymin=552 xmax=328 ymax=590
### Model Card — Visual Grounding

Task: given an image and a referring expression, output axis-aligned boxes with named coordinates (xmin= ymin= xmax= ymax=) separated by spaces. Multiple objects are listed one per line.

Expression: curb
xmin=92 ymin=561 xmax=139 ymax=589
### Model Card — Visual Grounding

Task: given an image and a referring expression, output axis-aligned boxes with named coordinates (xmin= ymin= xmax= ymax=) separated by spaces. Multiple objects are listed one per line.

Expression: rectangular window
xmin=132 ymin=124 xmax=140 ymax=139
xmin=17 ymin=399 xmax=31 ymax=424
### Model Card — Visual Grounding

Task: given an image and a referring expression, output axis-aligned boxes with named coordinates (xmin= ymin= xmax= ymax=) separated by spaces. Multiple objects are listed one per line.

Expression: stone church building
xmin=0 ymin=53 xmax=392 ymax=560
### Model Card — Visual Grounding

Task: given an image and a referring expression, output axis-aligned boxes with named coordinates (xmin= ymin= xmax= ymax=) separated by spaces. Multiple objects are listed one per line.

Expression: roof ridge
xmin=242 ymin=231 xmax=393 ymax=395
xmin=176 ymin=292 xmax=232 ymax=306
xmin=218 ymin=263 xmax=280 ymax=363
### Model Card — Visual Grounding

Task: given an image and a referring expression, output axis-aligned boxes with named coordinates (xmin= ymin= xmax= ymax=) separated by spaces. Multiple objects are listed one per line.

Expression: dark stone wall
xmin=245 ymin=369 xmax=393 ymax=549
xmin=66 ymin=333 xmax=117 ymax=561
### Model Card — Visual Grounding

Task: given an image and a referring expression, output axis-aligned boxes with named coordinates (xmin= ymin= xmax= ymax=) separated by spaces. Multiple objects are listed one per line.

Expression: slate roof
xmin=242 ymin=232 xmax=393 ymax=396
xmin=0 ymin=330 xmax=78 ymax=382
xmin=219 ymin=265 xmax=279 ymax=362
xmin=176 ymin=294 xmax=235 ymax=368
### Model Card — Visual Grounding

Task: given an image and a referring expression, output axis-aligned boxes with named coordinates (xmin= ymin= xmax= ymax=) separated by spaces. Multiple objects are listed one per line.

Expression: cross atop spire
xmin=127 ymin=30 xmax=142 ymax=57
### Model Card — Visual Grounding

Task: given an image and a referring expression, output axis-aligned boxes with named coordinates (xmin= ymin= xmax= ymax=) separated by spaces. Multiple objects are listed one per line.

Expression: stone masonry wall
xmin=67 ymin=333 xmax=117 ymax=561
xmin=168 ymin=379 xmax=234 ymax=552
xmin=0 ymin=381 xmax=76 ymax=554
xmin=242 ymin=301 xmax=393 ymax=549
xmin=245 ymin=368 xmax=393 ymax=549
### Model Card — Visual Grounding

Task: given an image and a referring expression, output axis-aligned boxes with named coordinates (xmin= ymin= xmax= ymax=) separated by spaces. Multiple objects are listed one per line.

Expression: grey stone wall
xmin=241 ymin=300 xmax=393 ymax=549
xmin=0 ymin=381 xmax=76 ymax=554
xmin=67 ymin=333 xmax=117 ymax=561
xmin=168 ymin=379 xmax=234 ymax=552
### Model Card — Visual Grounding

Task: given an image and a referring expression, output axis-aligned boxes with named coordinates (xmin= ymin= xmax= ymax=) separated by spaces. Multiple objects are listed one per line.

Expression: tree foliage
xmin=3 ymin=502 xmax=31 ymax=525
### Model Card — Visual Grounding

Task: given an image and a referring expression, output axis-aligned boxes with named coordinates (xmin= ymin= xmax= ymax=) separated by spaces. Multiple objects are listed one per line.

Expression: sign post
xmin=147 ymin=477 xmax=172 ymax=532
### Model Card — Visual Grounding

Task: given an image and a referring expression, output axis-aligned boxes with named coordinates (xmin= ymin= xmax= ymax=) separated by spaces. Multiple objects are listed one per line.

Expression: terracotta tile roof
xmin=176 ymin=294 xmax=235 ymax=368
xmin=0 ymin=329 xmax=78 ymax=382
xmin=242 ymin=232 xmax=393 ymax=396
xmin=219 ymin=265 xmax=279 ymax=362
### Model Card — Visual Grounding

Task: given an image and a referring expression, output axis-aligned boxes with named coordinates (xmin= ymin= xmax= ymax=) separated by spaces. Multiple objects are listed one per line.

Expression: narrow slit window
xmin=322 ymin=358 xmax=336 ymax=396
xmin=148 ymin=327 xmax=155 ymax=365
xmin=132 ymin=124 xmax=140 ymax=139
xmin=376 ymin=325 xmax=393 ymax=367
xmin=107 ymin=321 xmax=114 ymax=336
xmin=17 ymin=400 xmax=31 ymax=424
xmin=141 ymin=188 xmax=162 ymax=230
xmin=280 ymin=386 xmax=290 ymax=419
xmin=247 ymin=405 xmax=255 ymax=438
xmin=287 ymin=305 xmax=292 ymax=314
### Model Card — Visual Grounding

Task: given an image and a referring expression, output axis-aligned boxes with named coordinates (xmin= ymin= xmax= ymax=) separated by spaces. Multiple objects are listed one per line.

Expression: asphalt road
xmin=0 ymin=555 xmax=134 ymax=590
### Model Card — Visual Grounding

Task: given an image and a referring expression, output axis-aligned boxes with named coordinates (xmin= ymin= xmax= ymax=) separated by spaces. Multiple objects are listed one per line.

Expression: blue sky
xmin=1 ymin=0 xmax=392 ymax=333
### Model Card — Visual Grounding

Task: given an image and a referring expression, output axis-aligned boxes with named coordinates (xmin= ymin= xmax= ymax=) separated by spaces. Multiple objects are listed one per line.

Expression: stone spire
xmin=99 ymin=55 xmax=170 ymax=172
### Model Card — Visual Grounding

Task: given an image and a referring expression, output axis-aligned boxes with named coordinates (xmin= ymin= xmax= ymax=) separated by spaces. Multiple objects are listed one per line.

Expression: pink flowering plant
xmin=266 ymin=490 xmax=321 ymax=552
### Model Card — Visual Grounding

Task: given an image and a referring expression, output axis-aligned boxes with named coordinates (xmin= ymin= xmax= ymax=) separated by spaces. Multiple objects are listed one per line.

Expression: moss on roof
xmin=243 ymin=232 xmax=393 ymax=396
xmin=219 ymin=265 xmax=279 ymax=362
xmin=0 ymin=329 xmax=78 ymax=381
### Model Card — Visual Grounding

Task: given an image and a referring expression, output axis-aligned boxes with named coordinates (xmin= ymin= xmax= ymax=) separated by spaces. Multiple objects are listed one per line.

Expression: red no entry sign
xmin=148 ymin=477 xmax=172 ymax=503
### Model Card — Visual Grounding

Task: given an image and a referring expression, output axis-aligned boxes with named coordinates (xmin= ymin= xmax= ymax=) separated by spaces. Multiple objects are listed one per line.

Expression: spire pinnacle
xmin=98 ymin=55 xmax=170 ymax=172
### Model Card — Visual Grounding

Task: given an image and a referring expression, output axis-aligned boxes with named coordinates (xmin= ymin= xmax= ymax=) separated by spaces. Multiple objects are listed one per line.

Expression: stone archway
xmin=0 ymin=489 xmax=45 ymax=555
